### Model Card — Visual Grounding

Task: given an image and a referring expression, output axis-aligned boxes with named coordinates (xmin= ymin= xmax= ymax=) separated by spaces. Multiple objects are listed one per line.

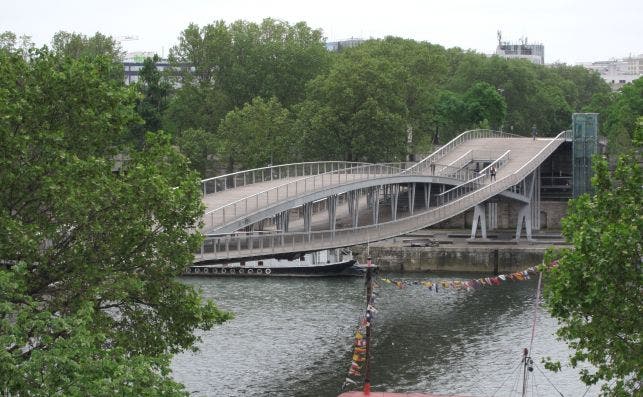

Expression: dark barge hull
xmin=184 ymin=259 xmax=361 ymax=277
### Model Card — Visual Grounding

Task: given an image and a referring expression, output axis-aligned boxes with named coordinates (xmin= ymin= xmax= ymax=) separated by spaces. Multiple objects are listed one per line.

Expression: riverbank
xmin=352 ymin=229 xmax=570 ymax=274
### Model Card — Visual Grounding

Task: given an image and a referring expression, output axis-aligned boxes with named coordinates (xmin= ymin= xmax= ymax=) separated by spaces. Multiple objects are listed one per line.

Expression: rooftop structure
xmin=578 ymin=54 xmax=642 ymax=91
xmin=326 ymin=38 xmax=365 ymax=52
xmin=121 ymin=52 xmax=192 ymax=85
xmin=494 ymin=32 xmax=544 ymax=65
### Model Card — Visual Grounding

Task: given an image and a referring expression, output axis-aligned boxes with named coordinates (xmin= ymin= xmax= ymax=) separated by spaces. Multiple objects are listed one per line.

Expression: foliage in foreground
xmin=0 ymin=48 xmax=231 ymax=395
xmin=543 ymin=153 xmax=642 ymax=396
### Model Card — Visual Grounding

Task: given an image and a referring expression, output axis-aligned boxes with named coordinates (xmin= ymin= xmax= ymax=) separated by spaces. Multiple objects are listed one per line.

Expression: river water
xmin=172 ymin=273 xmax=598 ymax=397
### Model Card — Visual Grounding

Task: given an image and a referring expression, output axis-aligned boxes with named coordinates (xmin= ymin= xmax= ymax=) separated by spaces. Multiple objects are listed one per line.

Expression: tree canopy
xmin=218 ymin=97 xmax=295 ymax=170
xmin=543 ymin=150 xmax=642 ymax=396
xmin=295 ymin=52 xmax=408 ymax=162
xmin=0 ymin=47 xmax=230 ymax=395
xmin=599 ymin=77 xmax=643 ymax=153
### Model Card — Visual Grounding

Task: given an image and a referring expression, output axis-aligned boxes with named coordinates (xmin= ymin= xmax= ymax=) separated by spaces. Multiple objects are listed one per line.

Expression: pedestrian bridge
xmin=195 ymin=129 xmax=571 ymax=263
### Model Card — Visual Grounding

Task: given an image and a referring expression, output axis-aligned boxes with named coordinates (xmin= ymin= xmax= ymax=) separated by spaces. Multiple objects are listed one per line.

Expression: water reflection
xmin=172 ymin=274 xmax=597 ymax=397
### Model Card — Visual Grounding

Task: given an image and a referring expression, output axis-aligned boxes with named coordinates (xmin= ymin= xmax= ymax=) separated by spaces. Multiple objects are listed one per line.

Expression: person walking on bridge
xmin=490 ymin=165 xmax=496 ymax=182
xmin=531 ymin=124 xmax=537 ymax=140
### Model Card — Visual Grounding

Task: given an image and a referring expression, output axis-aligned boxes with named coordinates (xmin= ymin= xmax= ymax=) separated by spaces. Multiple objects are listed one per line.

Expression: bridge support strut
xmin=424 ymin=183 xmax=432 ymax=210
xmin=515 ymin=204 xmax=533 ymax=241
xmin=369 ymin=187 xmax=380 ymax=224
xmin=390 ymin=185 xmax=399 ymax=221
xmin=327 ymin=195 xmax=337 ymax=232
xmin=348 ymin=190 xmax=360 ymax=228
xmin=408 ymin=183 xmax=416 ymax=215
xmin=471 ymin=204 xmax=487 ymax=239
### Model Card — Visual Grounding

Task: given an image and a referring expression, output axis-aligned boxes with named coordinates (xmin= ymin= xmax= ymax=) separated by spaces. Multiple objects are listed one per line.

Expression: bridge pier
xmin=368 ymin=186 xmax=380 ymax=224
xmin=471 ymin=204 xmax=487 ymax=239
xmin=515 ymin=204 xmax=533 ymax=240
xmin=303 ymin=202 xmax=313 ymax=234
xmin=408 ymin=183 xmax=416 ymax=215
xmin=348 ymin=190 xmax=360 ymax=228
xmin=515 ymin=170 xmax=537 ymax=240
xmin=327 ymin=194 xmax=337 ymax=232
xmin=275 ymin=210 xmax=290 ymax=232
xmin=390 ymin=185 xmax=400 ymax=221
xmin=424 ymin=183 xmax=432 ymax=210
xmin=487 ymin=202 xmax=498 ymax=230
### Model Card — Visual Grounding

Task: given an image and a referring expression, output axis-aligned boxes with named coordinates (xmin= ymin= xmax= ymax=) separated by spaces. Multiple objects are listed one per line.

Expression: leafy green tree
xmin=128 ymin=54 xmax=171 ymax=148
xmin=0 ymin=31 xmax=34 ymax=55
xmin=344 ymin=37 xmax=450 ymax=151
xmin=462 ymin=81 xmax=507 ymax=129
xmin=169 ymin=18 xmax=329 ymax=109
xmin=51 ymin=31 xmax=124 ymax=81
xmin=51 ymin=31 xmax=123 ymax=61
xmin=295 ymin=52 xmax=407 ymax=162
xmin=175 ymin=128 xmax=220 ymax=177
xmin=446 ymin=53 xmax=607 ymax=135
xmin=218 ymin=97 xmax=295 ymax=171
xmin=164 ymin=83 xmax=232 ymax=135
xmin=601 ymin=77 xmax=643 ymax=153
xmin=543 ymin=152 xmax=642 ymax=396
xmin=433 ymin=89 xmax=469 ymax=140
xmin=0 ymin=47 xmax=230 ymax=395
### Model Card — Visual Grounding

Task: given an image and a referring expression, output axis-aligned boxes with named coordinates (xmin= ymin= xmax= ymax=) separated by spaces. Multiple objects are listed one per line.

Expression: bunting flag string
xmin=379 ymin=265 xmax=549 ymax=292
xmin=341 ymin=287 xmax=378 ymax=389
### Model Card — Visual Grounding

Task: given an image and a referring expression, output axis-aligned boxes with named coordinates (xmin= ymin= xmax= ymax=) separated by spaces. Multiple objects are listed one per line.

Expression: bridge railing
xmin=201 ymin=161 xmax=375 ymax=196
xmin=436 ymin=150 xmax=511 ymax=206
xmin=403 ymin=129 xmax=522 ymax=175
xmin=202 ymin=163 xmax=405 ymax=231
xmin=197 ymin=131 xmax=570 ymax=259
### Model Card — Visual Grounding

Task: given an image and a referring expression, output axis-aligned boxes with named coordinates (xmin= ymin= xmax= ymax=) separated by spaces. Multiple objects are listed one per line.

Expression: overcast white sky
xmin=2 ymin=0 xmax=641 ymax=64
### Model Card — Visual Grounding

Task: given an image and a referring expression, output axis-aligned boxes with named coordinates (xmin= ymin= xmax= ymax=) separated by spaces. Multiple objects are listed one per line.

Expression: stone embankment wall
xmin=353 ymin=244 xmax=556 ymax=274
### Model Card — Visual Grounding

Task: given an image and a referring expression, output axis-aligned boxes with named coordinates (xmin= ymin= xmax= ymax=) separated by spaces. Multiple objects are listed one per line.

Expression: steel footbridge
xmin=195 ymin=129 xmax=571 ymax=262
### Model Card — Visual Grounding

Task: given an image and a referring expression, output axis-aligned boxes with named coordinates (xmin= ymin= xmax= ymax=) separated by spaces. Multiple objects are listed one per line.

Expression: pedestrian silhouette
xmin=531 ymin=124 xmax=537 ymax=140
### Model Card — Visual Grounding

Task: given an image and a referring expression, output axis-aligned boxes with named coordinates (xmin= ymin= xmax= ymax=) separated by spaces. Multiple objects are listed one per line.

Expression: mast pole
xmin=363 ymin=256 xmax=373 ymax=395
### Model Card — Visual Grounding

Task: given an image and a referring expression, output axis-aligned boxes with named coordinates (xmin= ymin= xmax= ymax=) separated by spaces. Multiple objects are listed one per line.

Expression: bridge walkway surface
xmin=195 ymin=129 xmax=570 ymax=262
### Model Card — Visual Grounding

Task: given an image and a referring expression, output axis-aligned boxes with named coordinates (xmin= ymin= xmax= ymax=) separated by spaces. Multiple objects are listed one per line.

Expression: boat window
xmin=258 ymin=261 xmax=263 ymax=266
xmin=300 ymin=255 xmax=305 ymax=261
xmin=240 ymin=261 xmax=245 ymax=267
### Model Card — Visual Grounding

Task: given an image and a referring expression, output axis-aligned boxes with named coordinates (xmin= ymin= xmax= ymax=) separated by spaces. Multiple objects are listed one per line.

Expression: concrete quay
xmin=352 ymin=229 xmax=570 ymax=274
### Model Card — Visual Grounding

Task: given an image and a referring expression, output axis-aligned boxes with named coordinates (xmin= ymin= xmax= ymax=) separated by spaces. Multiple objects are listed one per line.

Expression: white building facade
xmin=579 ymin=55 xmax=642 ymax=91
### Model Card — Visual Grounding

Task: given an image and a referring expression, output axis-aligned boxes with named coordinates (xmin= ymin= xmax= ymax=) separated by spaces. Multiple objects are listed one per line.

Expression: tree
xmin=543 ymin=151 xmax=642 ymax=396
xmin=51 ymin=31 xmax=124 ymax=81
xmin=218 ymin=97 xmax=295 ymax=171
xmin=0 ymin=31 xmax=34 ymax=56
xmin=175 ymin=128 xmax=220 ymax=177
xmin=345 ymin=37 xmax=450 ymax=152
xmin=0 ymin=47 xmax=230 ymax=395
xmin=601 ymin=77 xmax=643 ymax=153
xmin=51 ymin=31 xmax=123 ymax=61
xmin=128 ymin=54 xmax=171 ymax=148
xmin=169 ymin=19 xmax=330 ymax=109
xmin=295 ymin=53 xmax=407 ymax=162
xmin=462 ymin=81 xmax=507 ymax=129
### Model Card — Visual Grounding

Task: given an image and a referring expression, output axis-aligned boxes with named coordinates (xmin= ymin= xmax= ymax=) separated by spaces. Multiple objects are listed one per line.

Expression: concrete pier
xmin=352 ymin=229 xmax=569 ymax=274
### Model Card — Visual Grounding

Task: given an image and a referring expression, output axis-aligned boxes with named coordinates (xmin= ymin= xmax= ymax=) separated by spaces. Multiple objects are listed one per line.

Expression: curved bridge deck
xmin=196 ymin=130 xmax=570 ymax=262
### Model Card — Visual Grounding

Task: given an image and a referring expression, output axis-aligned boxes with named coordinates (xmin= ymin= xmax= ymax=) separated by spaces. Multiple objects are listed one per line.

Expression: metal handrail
xmin=201 ymin=161 xmax=374 ymax=196
xmin=436 ymin=150 xmax=511 ymax=206
xmin=403 ymin=129 xmax=522 ymax=175
xmin=202 ymin=160 xmax=481 ymax=232
xmin=201 ymin=163 xmax=405 ymax=231
xmin=198 ymin=131 xmax=569 ymax=259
